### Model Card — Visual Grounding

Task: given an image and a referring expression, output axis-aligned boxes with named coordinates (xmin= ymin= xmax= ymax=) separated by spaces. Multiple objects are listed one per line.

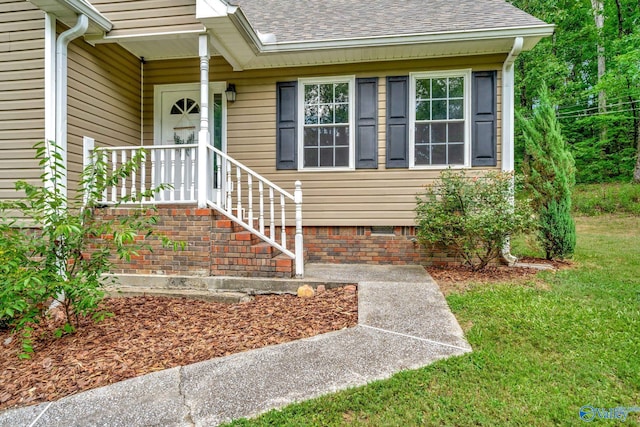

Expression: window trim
xmin=409 ymin=69 xmax=472 ymax=169
xmin=297 ymin=75 xmax=356 ymax=171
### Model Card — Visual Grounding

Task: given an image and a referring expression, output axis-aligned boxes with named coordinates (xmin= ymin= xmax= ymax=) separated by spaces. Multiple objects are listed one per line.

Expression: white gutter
xmin=55 ymin=14 xmax=89 ymax=196
xmin=501 ymin=37 xmax=524 ymax=266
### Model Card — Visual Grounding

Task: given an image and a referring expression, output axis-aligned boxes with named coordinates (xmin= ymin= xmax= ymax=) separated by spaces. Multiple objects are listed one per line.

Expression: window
xmin=410 ymin=70 xmax=471 ymax=168
xmin=299 ymin=76 xmax=355 ymax=169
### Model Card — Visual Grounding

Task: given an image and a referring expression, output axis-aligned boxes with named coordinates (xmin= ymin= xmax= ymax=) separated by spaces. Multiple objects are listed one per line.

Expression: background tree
xmin=510 ymin=0 xmax=640 ymax=183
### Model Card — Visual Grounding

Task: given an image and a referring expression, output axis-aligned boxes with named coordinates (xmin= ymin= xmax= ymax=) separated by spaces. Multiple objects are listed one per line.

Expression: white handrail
xmin=205 ymin=144 xmax=303 ymax=277
xmin=83 ymin=140 xmax=304 ymax=277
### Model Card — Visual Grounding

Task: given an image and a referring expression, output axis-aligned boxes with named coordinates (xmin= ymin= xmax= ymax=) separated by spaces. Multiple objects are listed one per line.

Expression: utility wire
xmin=557 ymin=107 xmax=639 ymax=120
xmin=557 ymin=99 xmax=640 ymax=116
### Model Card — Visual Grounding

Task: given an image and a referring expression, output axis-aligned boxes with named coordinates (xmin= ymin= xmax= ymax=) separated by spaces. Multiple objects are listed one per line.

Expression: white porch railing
xmin=83 ymin=137 xmax=303 ymax=277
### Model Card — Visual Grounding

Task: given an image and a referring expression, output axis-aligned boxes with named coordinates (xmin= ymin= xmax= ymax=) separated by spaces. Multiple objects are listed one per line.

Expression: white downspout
xmin=501 ymin=36 xmax=524 ymax=266
xmin=55 ymin=14 xmax=89 ymax=198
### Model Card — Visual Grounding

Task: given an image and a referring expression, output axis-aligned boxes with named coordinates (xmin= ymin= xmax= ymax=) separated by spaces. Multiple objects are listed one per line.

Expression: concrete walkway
xmin=0 ymin=264 xmax=471 ymax=427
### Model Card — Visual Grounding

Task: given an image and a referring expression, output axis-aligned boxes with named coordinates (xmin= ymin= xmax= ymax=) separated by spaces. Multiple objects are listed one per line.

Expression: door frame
xmin=153 ymin=82 xmax=228 ymax=152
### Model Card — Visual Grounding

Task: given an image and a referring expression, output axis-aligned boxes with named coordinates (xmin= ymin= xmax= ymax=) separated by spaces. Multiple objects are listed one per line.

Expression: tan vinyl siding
xmin=90 ymin=0 xmax=202 ymax=37
xmin=67 ymin=31 xmax=141 ymax=195
xmin=0 ymin=0 xmax=44 ymax=201
xmin=144 ymin=54 xmax=506 ymax=226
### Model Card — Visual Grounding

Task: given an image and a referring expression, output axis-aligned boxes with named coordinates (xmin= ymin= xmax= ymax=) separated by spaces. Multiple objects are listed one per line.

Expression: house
xmin=0 ymin=0 xmax=553 ymax=278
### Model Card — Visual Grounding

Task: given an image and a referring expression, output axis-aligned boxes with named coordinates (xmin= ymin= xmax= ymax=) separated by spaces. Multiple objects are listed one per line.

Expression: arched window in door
xmin=171 ymin=97 xmax=200 ymax=145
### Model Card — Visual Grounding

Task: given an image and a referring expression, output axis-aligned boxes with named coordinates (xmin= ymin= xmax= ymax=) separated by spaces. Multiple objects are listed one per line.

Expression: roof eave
xmin=29 ymin=0 xmax=113 ymax=34
xmin=257 ymin=25 xmax=555 ymax=53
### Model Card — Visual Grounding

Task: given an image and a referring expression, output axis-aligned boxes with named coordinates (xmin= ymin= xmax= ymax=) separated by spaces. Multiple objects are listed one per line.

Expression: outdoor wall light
xmin=225 ymin=84 xmax=237 ymax=102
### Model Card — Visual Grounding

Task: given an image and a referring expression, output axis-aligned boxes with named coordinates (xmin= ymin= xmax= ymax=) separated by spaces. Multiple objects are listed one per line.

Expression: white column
xmin=197 ymin=34 xmax=210 ymax=208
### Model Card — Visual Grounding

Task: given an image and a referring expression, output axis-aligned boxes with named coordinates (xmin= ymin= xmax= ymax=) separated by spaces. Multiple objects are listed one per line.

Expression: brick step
xmin=232 ymin=230 xmax=262 ymax=245
xmin=251 ymin=242 xmax=281 ymax=258
xmin=273 ymin=253 xmax=295 ymax=275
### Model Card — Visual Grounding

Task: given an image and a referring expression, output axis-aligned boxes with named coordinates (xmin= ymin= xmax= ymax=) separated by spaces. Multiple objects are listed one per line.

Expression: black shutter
xmin=355 ymin=77 xmax=378 ymax=169
xmin=276 ymin=81 xmax=297 ymax=170
xmin=386 ymin=76 xmax=409 ymax=168
xmin=471 ymin=71 xmax=497 ymax=167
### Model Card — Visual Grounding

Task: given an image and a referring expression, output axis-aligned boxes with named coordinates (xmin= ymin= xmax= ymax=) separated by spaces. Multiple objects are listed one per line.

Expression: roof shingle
xmin=232 ymin=0 xmax=548 ymax=44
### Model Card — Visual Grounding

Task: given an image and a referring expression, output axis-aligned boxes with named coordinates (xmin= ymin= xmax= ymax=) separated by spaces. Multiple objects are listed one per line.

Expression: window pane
xmin=304 ymin=147 xmax=318 ymax=167
xmin=305 ymin=84 xmax=318 ymax=104
xmin=335 ymin=126 xmax=349 ymax=146
xmin=449 ymin=122 xmax=464 ymax=142
xmin=319 ymin=105 xmax=333 ymax=124
xmin=416 ymin=101 xmax=430 ymax=121
xmin=320 ymin=84 xmax=333 ymax=104
xmin=432 ymin=78 xmax=447 ymax=98
xmin=304 ymin=127 xmax=319 ymax=146
xmin=449 ymin=99 xmax=464 ymax=120
xmin=415 ymin=123 xmax=430 ymax=144
xmin=449 ymin=77 xmax=464 ymax=97
xmin=432 ymin=144 xmax=446 ymax=164
xmin=432 ymin=122 xmax=446 ymax=143
xmin=335 ymin=147 xmax=349 ymax=166
xmin=320 ymin=147 xmax=334 ymax=167
xmin=335 ymin=104 xmax=349 ymax=123
xmin=449 ymin=143 xmax=464 ymax=164
xmin=432 ymin=100 xmax=447 ymax=120
xmin=415 ymin=144 xmax=430 ymax=165
xmin=335 ymin=83 xmax=349 ymax=102
xmin=416 ymin=79 xmax=431 ymax=99
xmin=320 ymin=127 xmax=334 ymax=146
xmin=305 ymin=105 xmax=318 ymax=124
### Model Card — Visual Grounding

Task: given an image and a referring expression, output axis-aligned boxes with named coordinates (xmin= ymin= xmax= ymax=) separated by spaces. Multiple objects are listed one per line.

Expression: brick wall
xmin=89 ymin=207 xmax=463 ymax=278
xmin=300 ymin=226 xmax=460 ymax=267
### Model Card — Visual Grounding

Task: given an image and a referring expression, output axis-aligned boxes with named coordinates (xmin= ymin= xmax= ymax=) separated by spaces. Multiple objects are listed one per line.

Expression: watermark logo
xmin=579 ymin=405 xmax=640 ymax=422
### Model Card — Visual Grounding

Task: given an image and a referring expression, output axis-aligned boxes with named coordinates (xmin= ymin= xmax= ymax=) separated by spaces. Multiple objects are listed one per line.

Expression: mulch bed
xmin=0 ymin=287 xmax=357 ymax=412
xmin=428 ymin=258 xmax=572 ymax=295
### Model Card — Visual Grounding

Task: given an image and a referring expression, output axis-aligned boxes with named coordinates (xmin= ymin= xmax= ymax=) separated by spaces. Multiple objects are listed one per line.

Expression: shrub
xmin=538 ymin=198 xmax=576 ymax=260
xmin=415 ymin=170 xmax=535 ymax=271
xmin=0 ymin=141 xmax=180 ymax=357
xmin=519 ymin=84 xmax=576 ymax=259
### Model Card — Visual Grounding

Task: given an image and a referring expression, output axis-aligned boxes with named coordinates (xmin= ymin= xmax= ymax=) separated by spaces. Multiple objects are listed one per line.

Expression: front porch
xmin=83 ymin=138 xmax=304 ymax=278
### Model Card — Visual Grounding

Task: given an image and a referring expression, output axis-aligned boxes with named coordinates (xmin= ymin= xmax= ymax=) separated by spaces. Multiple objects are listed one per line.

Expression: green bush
xmin=519 ymin=84 xmax=576 ymax=259
xmin=415 ymin=170 xmax=535 ymax=271
xmin=0 ymin=141 xmax=180 ymax=357
xmin=538 ymin=197 xmax=576 ymax=259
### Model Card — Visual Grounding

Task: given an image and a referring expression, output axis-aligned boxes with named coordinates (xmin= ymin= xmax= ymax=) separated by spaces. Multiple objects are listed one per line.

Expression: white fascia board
xmin=257 ymin=25 xmax=554 ymax=53
xmin=29 ymin=0 xmax=112 ymax=32
xmin=196 ymin=0 xmax=232 ymax=19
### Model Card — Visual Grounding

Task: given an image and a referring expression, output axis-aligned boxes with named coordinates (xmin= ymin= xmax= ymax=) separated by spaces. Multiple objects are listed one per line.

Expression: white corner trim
xmin=44 ymin=13 xmax=56 ymax=145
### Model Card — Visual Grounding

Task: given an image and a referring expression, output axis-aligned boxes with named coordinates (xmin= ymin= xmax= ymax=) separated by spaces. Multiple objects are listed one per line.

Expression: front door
xmin=154 ymin=83 xmax=226 ymax=201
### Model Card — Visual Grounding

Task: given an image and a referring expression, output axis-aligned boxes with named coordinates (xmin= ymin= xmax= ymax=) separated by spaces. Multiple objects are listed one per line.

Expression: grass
xmin=224 ymin=214 xmax=640 ymax=426
xmin=573 ymin=182 xmax=640 ymax=215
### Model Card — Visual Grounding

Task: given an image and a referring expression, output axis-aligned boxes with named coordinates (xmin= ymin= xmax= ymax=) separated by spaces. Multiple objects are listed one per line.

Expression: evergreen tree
xmin=519 ymin=84 xmax=577 ymax=259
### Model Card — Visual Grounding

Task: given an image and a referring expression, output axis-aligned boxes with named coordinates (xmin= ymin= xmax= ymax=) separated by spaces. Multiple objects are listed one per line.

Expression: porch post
xmin=198 ymin=34 xmax=210 ymax=208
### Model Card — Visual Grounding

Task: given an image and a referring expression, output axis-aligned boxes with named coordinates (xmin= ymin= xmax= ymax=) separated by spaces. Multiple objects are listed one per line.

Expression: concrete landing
xmin=0 ymin=264 xmax=471 ymax=427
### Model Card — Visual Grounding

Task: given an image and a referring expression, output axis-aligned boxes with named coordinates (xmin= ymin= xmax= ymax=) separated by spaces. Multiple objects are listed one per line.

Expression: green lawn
xmin=226 ymin=215 xmax=640 ymax=426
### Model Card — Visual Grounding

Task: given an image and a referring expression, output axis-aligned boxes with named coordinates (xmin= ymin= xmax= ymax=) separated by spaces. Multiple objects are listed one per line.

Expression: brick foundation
xmin=90 ymin=206 xmax=295 ymax=278
xmin=299 ymin=226 xmax=460 ymax=267
xmin=89 ymin=207 xmax=463 ymax=278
